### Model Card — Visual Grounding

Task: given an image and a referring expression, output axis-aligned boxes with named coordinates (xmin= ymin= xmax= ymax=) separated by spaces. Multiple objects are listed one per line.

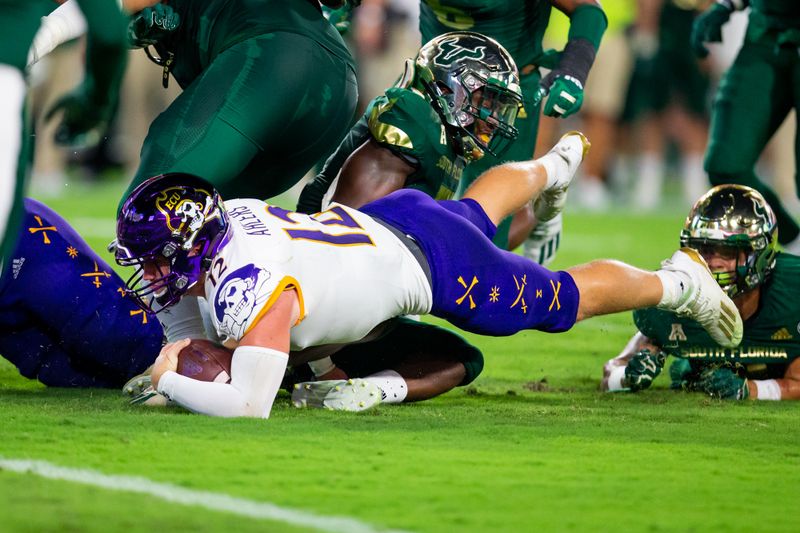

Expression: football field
xmin=1 ymin=182 xmax=798 ymax=532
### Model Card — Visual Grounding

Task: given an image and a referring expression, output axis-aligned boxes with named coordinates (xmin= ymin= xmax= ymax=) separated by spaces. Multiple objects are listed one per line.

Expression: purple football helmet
xmin=115 ymin=173 xmax=230 ymax=313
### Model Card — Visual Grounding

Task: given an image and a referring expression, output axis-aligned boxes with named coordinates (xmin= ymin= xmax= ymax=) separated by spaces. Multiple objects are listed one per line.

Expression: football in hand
xmin=177 ymin=339 xmax=233 ymax=384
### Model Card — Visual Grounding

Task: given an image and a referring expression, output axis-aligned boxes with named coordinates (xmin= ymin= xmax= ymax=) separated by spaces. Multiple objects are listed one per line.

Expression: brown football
xmin=177 ymin=339 xmax=233 ymax=384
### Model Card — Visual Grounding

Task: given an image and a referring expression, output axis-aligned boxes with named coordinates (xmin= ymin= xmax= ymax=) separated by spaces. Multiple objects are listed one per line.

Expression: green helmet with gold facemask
xmin=680 ymin=184 xmax=778 ymax=297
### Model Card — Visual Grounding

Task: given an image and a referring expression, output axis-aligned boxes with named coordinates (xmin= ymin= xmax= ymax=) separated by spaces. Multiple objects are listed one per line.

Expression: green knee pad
xmin=456 ymin=342 xmax=484 ymax=386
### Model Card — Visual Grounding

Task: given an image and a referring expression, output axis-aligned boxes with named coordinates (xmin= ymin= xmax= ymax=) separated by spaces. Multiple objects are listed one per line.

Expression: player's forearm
xmin=28 ymin=0 xmax=88 ymax=66
xmin=157 ymin=346 xmax=289 ymax=417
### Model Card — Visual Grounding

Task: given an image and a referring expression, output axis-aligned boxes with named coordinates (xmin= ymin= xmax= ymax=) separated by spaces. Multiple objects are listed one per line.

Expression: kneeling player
xmin=115 ymin=132 xmax=743 ymax=418
xmin=0 ymin=199 xmax=162 ymax=387
xmin=602 ymin=185 xmax=800 ymax=400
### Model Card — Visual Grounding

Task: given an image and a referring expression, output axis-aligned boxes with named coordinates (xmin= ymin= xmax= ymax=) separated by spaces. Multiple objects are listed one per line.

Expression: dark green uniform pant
xmin=705 ymin=27 xmax=800 ymax=244
xmin=123 ymin=32 xmax=358 ymax=205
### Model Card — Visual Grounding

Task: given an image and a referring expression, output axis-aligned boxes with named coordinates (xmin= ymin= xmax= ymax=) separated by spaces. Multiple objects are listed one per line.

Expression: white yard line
xmin=0 ymin=457 xmax=410 ymax=533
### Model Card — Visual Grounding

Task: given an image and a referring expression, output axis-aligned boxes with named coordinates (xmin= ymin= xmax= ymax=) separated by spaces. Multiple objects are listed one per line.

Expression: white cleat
xmin=534 ymin=131 xmax=591 ymax=222
xmin=523 ymin=213 xmax=562 ymax=267
xmin=659 ymin=248 xmax=743 ymax=348
xmin=291 ymin=379 xmax=383 ymax=412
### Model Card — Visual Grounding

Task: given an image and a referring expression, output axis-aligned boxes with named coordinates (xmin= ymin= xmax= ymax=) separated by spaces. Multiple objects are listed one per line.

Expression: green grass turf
xmin=1 ymin=184 xmax=798 ymax=532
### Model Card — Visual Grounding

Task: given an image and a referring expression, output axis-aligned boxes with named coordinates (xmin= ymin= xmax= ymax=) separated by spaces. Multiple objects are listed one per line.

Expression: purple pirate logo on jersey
xmin=214 ymin=264 xmax=271 ymax=339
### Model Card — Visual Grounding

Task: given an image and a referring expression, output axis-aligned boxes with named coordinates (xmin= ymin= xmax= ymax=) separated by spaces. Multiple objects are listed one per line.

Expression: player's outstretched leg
xmin=462 ymin=131 xmax=590 ymax=226
xmin=657 ymin=248 xmax=743 ymax=347
xmin=568 ymin=248 xmax=743 ymax=348
xmin=292 ymin=378 xmax=383 ymax=412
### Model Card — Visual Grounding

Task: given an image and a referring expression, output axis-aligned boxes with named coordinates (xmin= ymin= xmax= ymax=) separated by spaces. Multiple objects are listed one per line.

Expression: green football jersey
xmin=634 ymin=254 xmax=800 ymax=377
xmin=300 ymin=86 xmax=466 ymax=213
xmin=154 ymin=0 xmax=354 ymax=88
xmin=419 ymin=0 xmax=552 ymax=71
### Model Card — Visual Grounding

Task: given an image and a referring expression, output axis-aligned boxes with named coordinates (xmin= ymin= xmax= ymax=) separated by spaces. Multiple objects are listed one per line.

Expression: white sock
xmin=655 ymin=270 xmax=691 ymax=309
xmin=681 ymin=154 xmax=707 ymax=205
xmin=537 ymin=152 xmax=561 ymax=190
xmin=364 ymin=370 xmax=408 ymax=404
xmin=633 ymin=153 xmax=663 ymax=210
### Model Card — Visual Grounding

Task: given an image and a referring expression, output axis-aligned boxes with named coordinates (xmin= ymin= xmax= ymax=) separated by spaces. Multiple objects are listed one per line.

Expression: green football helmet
xmin=680 ymin=184 xmax=778 ymax=297
xmin=410 ymin=31 xmax=522 ymax=161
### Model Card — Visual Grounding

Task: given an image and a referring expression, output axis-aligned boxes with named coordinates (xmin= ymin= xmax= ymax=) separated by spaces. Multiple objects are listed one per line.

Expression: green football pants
xmin=123 ymin=32 xmax=358 ymax=206
xmin=705 ymin=35 xmax=800 ymax=244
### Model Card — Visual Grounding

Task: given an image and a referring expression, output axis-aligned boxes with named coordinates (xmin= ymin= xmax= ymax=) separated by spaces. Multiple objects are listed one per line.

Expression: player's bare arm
xmin=745 ymin=358 xmax=800 ymax=401
xmin=331 ymin=139 xmax=415 ymax=208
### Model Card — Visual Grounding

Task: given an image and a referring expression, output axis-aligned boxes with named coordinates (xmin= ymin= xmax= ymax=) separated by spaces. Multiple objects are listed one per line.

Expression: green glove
xmin=624 ymin=349 xmax=666 ymax=392
xmin=691 ymin=2 xmax=733 ymax=58
xmin=669 ymin=358 xmax=694 ymax=390
xmin=698 ymin=366 xmax=749 ymax=400
xmin=45 ymin=84 xmax=112 ymax=148
xmin=532 ymin=74 xmax=584 ymax=118
xmin=128 ymin=4 xmax=181 ymax=49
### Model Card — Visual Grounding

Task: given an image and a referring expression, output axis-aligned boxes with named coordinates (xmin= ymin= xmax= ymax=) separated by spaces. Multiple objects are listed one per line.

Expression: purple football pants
xmin=360 ymin=190 xmax=580 ymax=336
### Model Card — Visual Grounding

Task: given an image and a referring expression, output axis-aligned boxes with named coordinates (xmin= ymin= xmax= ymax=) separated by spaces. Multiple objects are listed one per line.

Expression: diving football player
xmin=114 ymin=132 xmax=743 ymax=418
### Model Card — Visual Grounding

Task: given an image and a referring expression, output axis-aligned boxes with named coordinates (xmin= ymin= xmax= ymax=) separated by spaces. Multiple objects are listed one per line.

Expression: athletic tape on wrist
xmin=753 ymin=379 xmax=781 ymax=401
xmin=308 ymin=356 xmax=336 ymax=377
xmin=606 ymin=365 xmax=628 ymax=392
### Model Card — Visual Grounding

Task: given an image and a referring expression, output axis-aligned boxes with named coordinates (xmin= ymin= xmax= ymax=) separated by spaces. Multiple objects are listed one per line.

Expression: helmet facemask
xmin=680 ymin=185 xmax=778 ymax=298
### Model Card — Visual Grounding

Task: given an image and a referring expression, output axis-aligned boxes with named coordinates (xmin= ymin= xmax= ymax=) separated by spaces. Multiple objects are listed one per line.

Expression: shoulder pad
xmin=367 ymin=88 xmax=442 ymax=154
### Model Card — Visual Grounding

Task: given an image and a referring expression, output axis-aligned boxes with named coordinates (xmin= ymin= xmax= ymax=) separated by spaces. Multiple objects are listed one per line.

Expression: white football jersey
xmin=204 ymin=199 xmax=432 ymax=350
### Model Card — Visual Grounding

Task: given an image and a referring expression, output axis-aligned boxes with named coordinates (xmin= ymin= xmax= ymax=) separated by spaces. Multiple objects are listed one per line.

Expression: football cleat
xmin=291 ymin=378 xmax=383 ymax=412
xmin=659 ymin=248 xmax=743 ymax=348
xmin=122 ymin=373 xmax=152 ymax=397
xmin=523 ymin=213 xmax=562 ymax=266
xmin=534 ymin=131 xmax=590 ymax=222
xmin=128 ymin=386 xmax=169 ymax=407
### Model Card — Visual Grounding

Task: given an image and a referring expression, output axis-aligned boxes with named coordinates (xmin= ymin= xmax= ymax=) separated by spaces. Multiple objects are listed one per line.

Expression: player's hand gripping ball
xmin=177 ymin=339 xmax=233 ymax=383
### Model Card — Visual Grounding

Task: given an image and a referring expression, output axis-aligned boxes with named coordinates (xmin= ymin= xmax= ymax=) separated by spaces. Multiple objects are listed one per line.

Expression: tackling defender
xmin=602 ymin=185 xmax=800 ymax=401
xmin=114 ymin=132 xmax=743 ymax=418
xmin=419 ymin=0 xmax=607 ymax=255
xmin=297 ymin=32 xmax=523 ymax=217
